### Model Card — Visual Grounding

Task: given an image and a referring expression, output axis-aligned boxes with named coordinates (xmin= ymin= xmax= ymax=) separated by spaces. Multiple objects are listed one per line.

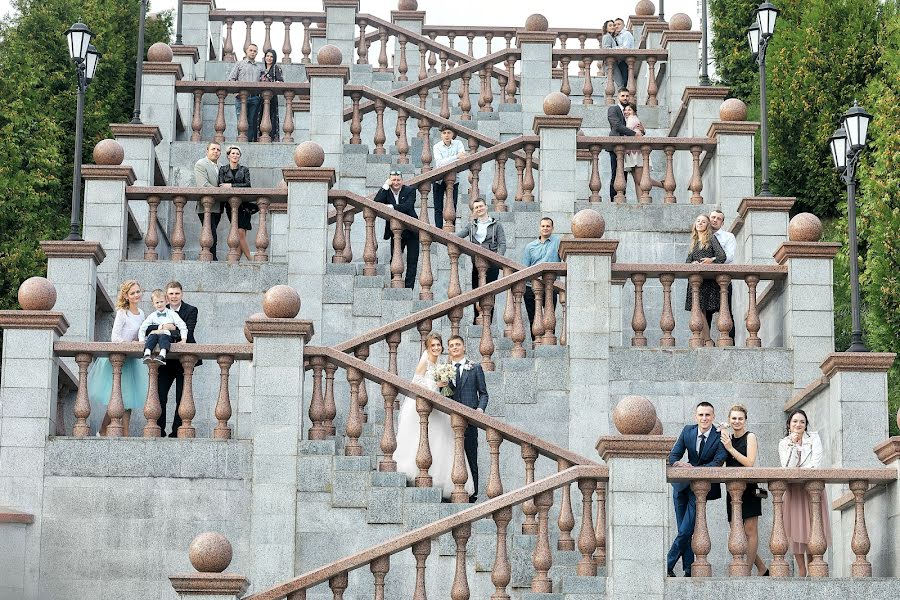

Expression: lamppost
xmin=659 ymin=0 xmax=665 ymax=22
xmin=699 ymin=0 xmax=710 ymax=85
xmin=64 ymin=23 xmax=101 ymax=242
xmin=175 ymin=0 xmax=184 ymax=45
xmin=131 ymin=0 xmax=150 ymax=124
xmin=747 ymin=1 xmax=779 ymax=197
xmin=829 ymin=102 xmax=873 ymax=353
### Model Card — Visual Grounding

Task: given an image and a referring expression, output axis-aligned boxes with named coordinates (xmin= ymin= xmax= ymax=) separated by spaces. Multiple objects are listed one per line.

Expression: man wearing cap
xmin=432 ymin=125 xmax=468 ymax=229
xmin=375 ymin=170 xmax=419 ymax=289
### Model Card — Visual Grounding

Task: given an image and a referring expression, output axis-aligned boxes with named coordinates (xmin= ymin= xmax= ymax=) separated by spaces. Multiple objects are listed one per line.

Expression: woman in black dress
xmin=258 ymin=49 xmax=284 ymax=141
xmin=721 ymin=404 xmax=768 ymax=576
xmin=685 ymin=214 xmax=726 ymax=345
xmin=218 ymin=145 xmax=257 ymax=261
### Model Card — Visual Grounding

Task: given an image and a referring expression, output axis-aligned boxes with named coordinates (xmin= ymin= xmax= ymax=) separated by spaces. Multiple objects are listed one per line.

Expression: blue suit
xmin=450 ymin=359 xmax=489 ymax=500
xmin=666 ymin=424 xmax=729 ymax=574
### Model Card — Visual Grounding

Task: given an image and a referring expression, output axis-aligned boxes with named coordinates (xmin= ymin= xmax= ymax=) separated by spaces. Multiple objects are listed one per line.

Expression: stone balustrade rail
xmin=209 ymin=10 xmax=326 ymax=64
xmin=421 ymin=26 xmax=610 ymax=60
xmin=552 ymin=48 xmax=667 ymax=106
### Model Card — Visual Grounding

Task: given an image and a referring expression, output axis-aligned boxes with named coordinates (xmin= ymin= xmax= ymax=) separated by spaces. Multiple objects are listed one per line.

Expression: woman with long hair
xmin=684 ymin=214 xmax=726 ymax=345
xmin=218 ymin=145 xmax=257 ymax=261
xmin=258 ymin=48 xmax=284 ymax=141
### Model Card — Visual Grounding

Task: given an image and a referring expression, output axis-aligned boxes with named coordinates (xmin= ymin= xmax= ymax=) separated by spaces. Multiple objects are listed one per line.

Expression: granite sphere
xmin=788 ymin=213 xmax=823 ymax=242
xmin=650 ymin=417 xmax=663 ymax=435
xmin=612 ymin=395 xmax=658 ymax=435
xmin=524 ymin=13 xmax=549 ymax=32
xmin=18 ymin=277 xmax=57 ymax=311
xmin=147 ymin=42 xmax=174 ymax=62
xmin=244 ymin=312 xmax=266 ymax=342
xmin=635 ymin=1 xmax=656 ymax=16
xmin=571 ymin=209 xmax=606 ymax=239
xmin=92 ymin=139 xmax=125 ymax=166
xmin=263 ymin=285 xmax=301 ymax=318
xmin=669 ymin=13 xmax=693 ymax=31
xmin=543 ymin=91 xmax=571 ymax=116
xmin=398 ymin=0 xmax=418 ymax=10
xmin=188 ymin=532 xmax=232 ymax=573
xmin=294 ymin=141 xmax=326 ymax=168
xmin=317 ymin=44 xmax=343 ymax=66
xmin=719 ymin=98 xmax=748 ymax=122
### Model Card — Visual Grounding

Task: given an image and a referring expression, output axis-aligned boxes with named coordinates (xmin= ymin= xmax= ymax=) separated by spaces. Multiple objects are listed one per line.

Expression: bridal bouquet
xmin=433 ymin=363 xmax=456 ymax=397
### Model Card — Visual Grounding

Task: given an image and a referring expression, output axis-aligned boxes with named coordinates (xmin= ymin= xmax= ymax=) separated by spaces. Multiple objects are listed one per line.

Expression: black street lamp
xmin=747 ymin=2 xmax=779 ymax=197
xmin=829 ymin=102 xmax=873 ymax=353
xmin=175 ymin=0 xmax=184 ymax=45
xmin=699 ymin=0 xmax=710 ymax=85
xmin=131 ymin=0 xmax=150 ymax=124
xmin=659 ymin=0 xmax=665 ymax=22
xmin=65 ymin=23 xmax=101 ymax=242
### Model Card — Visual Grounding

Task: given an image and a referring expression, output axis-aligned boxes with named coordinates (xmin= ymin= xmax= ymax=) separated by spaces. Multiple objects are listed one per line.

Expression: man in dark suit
xmin=666 ymin=401 xmax=728 ymax=577
xmin=607 ymin=87 xmax=637 ymax=201
xmin=374 ymin=170 xmax=420 ymax=289
xmin=446 ymin=334 xmax=489 ymax=502
xmin=155 ymin=281 xmax=201 ymax=437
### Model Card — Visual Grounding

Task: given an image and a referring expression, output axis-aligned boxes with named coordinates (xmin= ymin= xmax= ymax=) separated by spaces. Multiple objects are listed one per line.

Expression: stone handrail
xmin=552 ymin=48 xmax=668 ymax=106
xmin=175 ymin=81 xmax=310 ymax=143
xmin=420 ymin=26 xmax=610 ymax=57
xmin=125 ymin=187 xmax=286 ymax=264
xmin=244 ymin=464 xmax=608 ymax=600
xmin=208 ymin=10 xmax=326 ymax=64
xmin=53 ymin=341 xmax=253 ymax=439
xmin=611 ymin=263 xmax=788 ymax=348
xmin=668 ymin=466 xmax=896 ymax=577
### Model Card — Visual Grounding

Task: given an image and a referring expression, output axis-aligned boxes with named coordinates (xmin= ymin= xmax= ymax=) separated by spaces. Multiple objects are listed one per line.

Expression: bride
xmin=394 ymin=332 xmax=474 ymax=500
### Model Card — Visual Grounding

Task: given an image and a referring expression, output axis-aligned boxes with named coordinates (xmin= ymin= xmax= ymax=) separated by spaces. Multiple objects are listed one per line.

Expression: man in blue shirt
xmin=521 ymin=217 xmax=562 ymax=340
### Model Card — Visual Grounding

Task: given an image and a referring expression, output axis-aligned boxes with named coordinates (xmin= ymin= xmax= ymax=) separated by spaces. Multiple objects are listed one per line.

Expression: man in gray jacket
xmin=456 ymin=197 xmax=506 ymax=323
xmin=193 ymin=142 xmax=222 ymax=260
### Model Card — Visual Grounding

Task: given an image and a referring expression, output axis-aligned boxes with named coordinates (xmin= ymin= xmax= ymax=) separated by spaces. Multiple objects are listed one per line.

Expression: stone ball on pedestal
xmin=294 ymin=141 xmax=325 ymax=168
xmin=719 ymin=98 xmax=748 ymax=122
xmin=244 ymin=312 xmax=266 ymax=342
xmin=188 ymin=532 xmax=232 ymax=573
xmin=524 ymin=14 xmax=549 ymax=32
xmin=542 ymin=91 xmax=571 ymax=116
xmin=147 ymin=42 xmax=174 ymax=62
xmin=18 ymin=277 xmax=57 ymax=311
xmin=397 ymin=0 xmax=418 ymax=10
xmin=571 ymin=209 xmax=606 ymax=239
xmin=669 ymin=13 xmax=693 ymax=31
xmin=788 ymin=213 xmax=823 ymax=242
xmin=263 ymin=285 xmax=301 ymax=319
xmin=92 ymin=139 xmax=125 ymax=166
xmin=635 ymin=1 xmax=656 ymax=16
xmin=650 ymin=417 xmax=663 ymax=435
xmin=317 ymin=44 xmax=343 ymax=66
xmin=612 ymin=395 xmax=658 ymax=435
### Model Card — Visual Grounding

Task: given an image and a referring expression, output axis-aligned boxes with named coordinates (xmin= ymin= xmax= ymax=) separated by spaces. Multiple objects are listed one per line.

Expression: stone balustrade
xmin=611 ymin=263 xmax=788 ymax=348
xmin=553 ymin=48 xmax=667 ymax=106
xmin=125 ymin=187 xmax=285 ymax=263
xmin=668 ymin=467 xmax=897 ymax=578
xmin=420 ymin=26 xmax=610 ymax=60
xmin=53 ymin=341 xmax=253 ymax=439
xmin=208 ymin=10 xmax=327 ymax=63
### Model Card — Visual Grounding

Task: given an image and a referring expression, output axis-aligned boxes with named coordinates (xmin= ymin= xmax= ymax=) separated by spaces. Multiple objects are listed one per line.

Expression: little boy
xmin=139 ymin=289 xmax=188 ymax=365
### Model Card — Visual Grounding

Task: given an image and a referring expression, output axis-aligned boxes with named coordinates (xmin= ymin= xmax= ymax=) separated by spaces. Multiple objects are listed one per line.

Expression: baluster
xmin=439 ymin=50 xmax=448 ymax=73
xmin=689 ymin=145 xmax=704 ymax=204
xmin=491 ymin=506 xmax=513 ymax=600
xmin=142 ymin=361 xmax=161 ymax=436
xmin=485 ymin=32 xmax=494 ymax=53
xmin=663 ymin=146 xmax=676 ymax=203
xmin=442 ymin=172 xmax=457 ymax=232
xmin=450 ymin=414 xmax=469 ymax=503
xmin=258 ymin=91 xmax=273 ymax=143
xmin=389 ymin=218 xmax=405 ymax=288
xmin=646 ymin=56 xmax=658 ymax=105
xmin=768 ymin=480 xmax=790 ymax=576
xmin=849 ymin=480 xmax=872 ymax=576
xmin=577 ymin=478 xmax=597 ymax=575
xmin=482 ymin=67 xmax=494 ymax=111
xmin=308 ymin=356 xmax=327 ymax=439
xmin=613 ymin=145 xmax=627 ymax=202
xmin=716 ymin=274 xmax=734 ymax=346
xmin=356 ymin=20 xmax=368 ymax=65
xmin=582 ymin=57 xmax=594 ymax=104
xmin=688 ymin=273 xmax=704 ymax=348
xmin=237 ymin=90 xmax=249 ymax=142
xmin=344 ymin=367 xmax=363 ymax=455
xmin=214 ymin=90 xmax=227 ymax=142
xmin=395 ymin=108 xmax=410 ymax=164
xmin=542 ymin=273 xmax=557 ymax=345
xmin=355 ymin=346 xmax=369 ymax=423
xmin=459 ymin=70 xmax=472 ymax=120
xmin=744 ymin=274 xmax=761 ymax=347
xmin=639 ymin=145 xmax=652 ymax=203
xmin=242 ymin=17 xmax=253 ymax=54
xmin=191 ymin=90 xmax=203 ymax=141
xmin=659 ymin=274 xmax=676 ymax=346
xmin=594 ymin=482 xmax=607 ymax=565
xmin=373 ymin=98 xmax=386 ymax=155
xmin=418 ymin=47 xmax=428 ymax=80
xmin=330 ymin=197 xmax=347 ymax=263
xmin=329 ymin=572 xmax=347 ymax=600
xmin=447 ymin=243 xmax=463 ymax=335
xmin=513 ymin=157 xmax=525 ymax=202
xmin=348 ymin=92 xmax=362 ymax=145
xmin=505 ymin=56 xmax=517 ymax=103
xmin=415 ymin=396 xmax=433 ymax=486
xmin=171 ymin=195 xmax=187 ymax=261
xmin=379 ymin=383 xmax=398 ymax=471
xmin=504 ymin=32 xmax=513 ymax=49
xmin=283 ymin=18 xmax=295 ymax=64
xmin=727 ymin=481 xmax=750 ymax=575
xmin=176 ymin=355 xmax=198 ymax=437
xmin=198 ymin=196 xmax=215 ymax=261
xmin=451 ymin=523 xmax=471 ymax=600
xmin=398 ymin=35 xmax=409 ymax=81
xmin=498 ymin=267 xmax=514 ymax=339
xmin=371 ymin=555 xmax=389 ymax=600
xmin=258 ymin=17 xmax=271 ymax=52
xmin=419 ymin=229 xmax=434 ymax=301
xmin=523 ymin=144 xmax=535 ymax=201
xmin=557 ymin=461 xmax=576 ymax=551
xmin=254 ymin=195 xmax=271 ymax=262
xmin=377 ymin=27 xmax=389 ymax=70
xmin=531 ymin=277 xmax=546 ymax=346
xmin=428 ymin=41 xmax=438 ymax=75
xmin=478 ymin=275 xmax=496 ymax=370
xmin=494 ymin=153 xmax=508 ymax=212
xmin=531 ymin=490 xmax=554 ymax=593
xmin=417 ymin=321 xmax=433 ymax=355
xmin=387 ymin=331 xmax=401 ymax=376
xmin=72 ymin=353 xmax=92 ymax=437
xmin=412 ymin=539 xmax=431 ymax=600
xmin=440 ymin=79 xmax=451 ymax=119
xmin=805 ymin=480 xmax=829 ymax=576
xmin=466 ymin=32 xmax=475 ymax=56
xmin=560 ymin=56 xmax=571 ymax=95
xmin=213 ymin=355 xmax=234 ymax=439
xmin=521 ymin=443 xmax=538 ymax=534
xmin=223 ymin=18 xmax=235 ymax=62
xmin=604 ymin=58 xmax=617 ymax=104
xmin=588 ymin=145 xmax=601 ymax=202
xmin=324 ymin=362 xmax=337 ymax=435
xmin=486 ymin=428 xmax=503 ymax=498
xmin=559 ymin=290 xmax=567 ymax=346
xmin=419 ymin=115 xmax=432 ymax=170
xmin=469 ymin=161 xmax=482 ymax=206
xmin=363 ymin=207 xmax=378 ymax=276
xmin=630 ymin=273 xmax=647 ymax=346
xmin=690 ymin=480 xmax=713 ymax=576
xmin=578 ymin=33 xmax=587 ymax=51
xmin=625 ymin=56 xmax=637 ymax=95
xmin=416 ymin=181 xmax=431 ymax=227
xmin=511 ymin=282 xmax=526 ymax=357
xmin=144 ymin=195 xmax=160 ymax=260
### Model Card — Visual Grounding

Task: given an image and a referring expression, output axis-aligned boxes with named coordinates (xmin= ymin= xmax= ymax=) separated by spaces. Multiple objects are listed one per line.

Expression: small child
xmin=139 ymin=289 xmax=188 ymax=365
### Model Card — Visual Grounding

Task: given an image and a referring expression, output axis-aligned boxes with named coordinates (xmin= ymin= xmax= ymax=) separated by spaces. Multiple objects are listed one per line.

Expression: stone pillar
xmin=310 ymin=24 xmax=327 ymax=60
xmin=306 ymin=45 xmax=350 ymax=171
xmin=516 ymin=14 xmax=556 ymax=132
xmin=597 ymin=397 xmax=674 ymax=600
xmin=391 ymin=5 xmax=426 ymax=81
xmin=873 ymin=436 xmax=900 ymax=577
xmin=560 ymin=210 xmax=619 ymax=458
xmin=707 ymin=100 xmax=759 ymax=219
xmin=109 ymin=124 xmax=162 ymax=186
xmin=170 ymin=532 xmax=249 ymax=600
xmin=672 ymin=86 xmax=728 ymax=137
xmin=642 ymin=21 xmax=668 ymax=49
xmin=140 ymin=43 xmax=184 ymax=177
xmin=774 ymin=215 xmax=840 ymax=391
xmin=533 ymin=92 xmax=582 ymax=233
xmin=660 ymin=25 xmax=701 ymax=123
xmin=0 ymin=278 xmax=69 ymax=600
xmin=173 ymin=45 xmax=200 ymax=126
xmin=283 ymin=141 xmax=335 ymax=335
xmin=181 ymin=0 xmax=216 ymax=80
xmin=323 ymin=0 xmax=359 ymax=66
xmin=734 ymin=196 xmax=793 ymax=265
xmin=38 ymin=241 xmax=105 ymax=343
xmin=245 ymin=287 xmax=313 ymax=592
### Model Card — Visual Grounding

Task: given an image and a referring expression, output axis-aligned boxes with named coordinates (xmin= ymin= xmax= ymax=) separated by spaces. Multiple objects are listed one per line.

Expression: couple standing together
xmin=394 ymin=333 xmax=489 ymax=502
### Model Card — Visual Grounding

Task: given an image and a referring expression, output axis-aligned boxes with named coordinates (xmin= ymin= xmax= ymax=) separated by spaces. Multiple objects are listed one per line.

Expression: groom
xmin=447 ymin=335 xmax=489 ymax=502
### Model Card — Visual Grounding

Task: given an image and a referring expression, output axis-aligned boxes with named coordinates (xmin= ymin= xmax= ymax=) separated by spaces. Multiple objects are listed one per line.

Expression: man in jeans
xmin=227 ymin=44 xmax=262 ymax=142
xmin=432 ymin=125 xmax=467 ymax=229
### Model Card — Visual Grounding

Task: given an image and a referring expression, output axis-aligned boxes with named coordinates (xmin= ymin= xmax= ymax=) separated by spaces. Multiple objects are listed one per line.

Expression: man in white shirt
xmin=431 ymin=125 xmax=467 ymax=230
xmin=709 ymin=209 xmax=737 ymax=340
xmin=614 ymin=19 xmax=635 ymax=88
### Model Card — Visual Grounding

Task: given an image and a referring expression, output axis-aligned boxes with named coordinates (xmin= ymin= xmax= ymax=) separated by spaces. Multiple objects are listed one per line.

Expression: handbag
xmin=754 ymin=485 xmax=769 ymax=499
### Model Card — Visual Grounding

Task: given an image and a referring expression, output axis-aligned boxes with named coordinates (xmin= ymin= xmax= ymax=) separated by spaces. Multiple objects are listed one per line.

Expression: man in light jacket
xmin=456 ymin=198 xmax=506 ymax=323
xmin=193 ymin=142 xmax=222 ymax=260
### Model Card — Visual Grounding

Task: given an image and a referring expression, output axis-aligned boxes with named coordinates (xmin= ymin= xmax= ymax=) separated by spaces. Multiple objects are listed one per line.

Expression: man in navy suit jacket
xmin=666 ymin=401 xmax=728 ymax=576
xmin=447 ymin=335 xmax=489 ymax=502
xmin=374 ymin=170 xmax=419 ymax=289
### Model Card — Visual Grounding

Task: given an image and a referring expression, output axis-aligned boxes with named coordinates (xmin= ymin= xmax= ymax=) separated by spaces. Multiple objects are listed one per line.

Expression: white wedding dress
xmin=394 ymin=352 xmax=475 ymax=499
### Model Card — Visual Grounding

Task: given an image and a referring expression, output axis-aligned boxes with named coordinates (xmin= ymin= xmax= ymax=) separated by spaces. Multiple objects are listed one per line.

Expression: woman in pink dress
xmin=622 ymin=103 xmax=663 ymax=201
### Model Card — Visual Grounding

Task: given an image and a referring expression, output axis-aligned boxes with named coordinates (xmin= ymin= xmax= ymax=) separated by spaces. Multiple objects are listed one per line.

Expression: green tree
xmin=709 ymin=0 xmax=759 ymax=101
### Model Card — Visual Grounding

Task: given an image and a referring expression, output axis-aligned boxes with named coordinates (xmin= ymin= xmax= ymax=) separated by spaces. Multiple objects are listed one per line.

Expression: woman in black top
xmin=684 ymin=214 xmax=726 ymax=345
xmin=218 ymin=145 xmax=257 ymax=261
xmin=258 ymin=49 xmax=285 ymax=141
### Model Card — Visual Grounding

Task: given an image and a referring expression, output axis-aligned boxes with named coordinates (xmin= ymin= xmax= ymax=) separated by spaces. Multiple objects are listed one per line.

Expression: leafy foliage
xmin=709 ymin=0 xmax=760 ymax=100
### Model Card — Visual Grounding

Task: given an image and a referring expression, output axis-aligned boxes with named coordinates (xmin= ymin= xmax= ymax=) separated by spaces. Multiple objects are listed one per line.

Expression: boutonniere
xmin=461 ymin=361 xmax=474 ymax=372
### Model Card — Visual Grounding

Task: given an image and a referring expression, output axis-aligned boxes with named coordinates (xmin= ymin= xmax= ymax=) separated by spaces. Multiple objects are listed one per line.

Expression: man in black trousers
xmin=374 ymin=170 xmax=419 ymax=289
xmin=607 ymin=87 xmax=637 ymax=201
xmin=155 ymin=281 xmax=201 ymax=437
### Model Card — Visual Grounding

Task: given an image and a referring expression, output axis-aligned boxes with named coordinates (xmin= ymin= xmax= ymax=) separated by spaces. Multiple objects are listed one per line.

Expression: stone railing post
xmin=773 ymin=214 xmax=840 ymax=391
xmin=560 ymin=210 xmax=618 ymax=458
xmin=109 ymin=124 xmax=162 ymax=186
xmin=597 ymin=396 xmax=674 ymax=600
xmin=392 ymin=3 xmax=426 ymax=80
xmin=660 ymin=18 xmax=701 ymax=121
xmin=80 ymin=140 xmax=137 ymax=292
xmin=181 ymin=0 xmax=215 ymax=79
xmin=245 ymin=286 xmax=314 ymax=592
xmin=516 ymin=14 xmax=556 ymax=132
xmin=533 ymin=92 xmax=582 ymax=234
xmin=170 ymin=532 xmax=249 ymax=600
xmin=0 ymin=278 xmax=69 ymax=599
xmin=140 ymin=43 xmax=184 ymax=177
xmin=173 ymin=45 xmax=200 ymax=124
xmin=707 ymin=100 xmax=759 ymax=219
xmin=38 ymin=241 xmax=105 ymax=345
xmin=642 ymin=20 xmax=668 ymax=49
xmin=323 ymin=0 xmax=359 ymax=66
xmin=282 ymin=141 xmax=335 ymax=334
xmin=306 ymin=46 xmax=351 ymax=171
